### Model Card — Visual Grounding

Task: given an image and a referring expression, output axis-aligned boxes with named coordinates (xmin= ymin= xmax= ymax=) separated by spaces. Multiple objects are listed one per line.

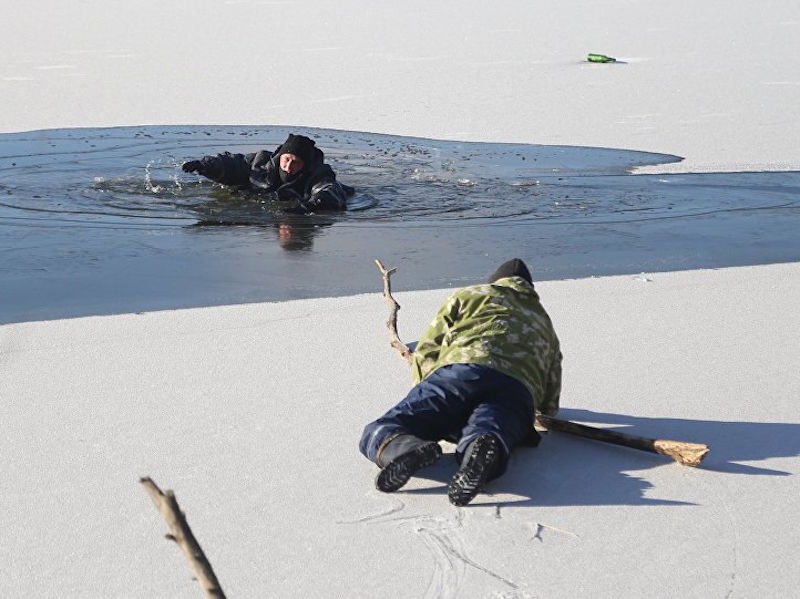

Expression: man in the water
xmin=182 ymin=133 xmax=353 ymax=213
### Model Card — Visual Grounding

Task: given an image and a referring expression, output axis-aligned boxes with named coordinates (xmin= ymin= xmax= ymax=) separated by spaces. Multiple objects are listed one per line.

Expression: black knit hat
xmin=280 ymin=134 xmax=317 ymax=164
xmin=488 ymin=258 xmax=532 ymax=284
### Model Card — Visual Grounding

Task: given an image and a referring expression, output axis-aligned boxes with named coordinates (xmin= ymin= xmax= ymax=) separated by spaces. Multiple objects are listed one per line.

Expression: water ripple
xmin=0 ymin=125 xmax=686 ymax=231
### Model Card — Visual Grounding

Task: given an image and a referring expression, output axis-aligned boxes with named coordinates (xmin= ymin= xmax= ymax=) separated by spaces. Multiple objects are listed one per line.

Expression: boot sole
xmin=375 ymin=442 xmax=442 ymax=493
xmin=448 ymin=435 xmax=500 ymax=506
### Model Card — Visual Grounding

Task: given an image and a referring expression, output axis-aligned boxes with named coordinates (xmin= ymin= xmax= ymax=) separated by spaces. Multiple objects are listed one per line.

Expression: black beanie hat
xmin=488 ymin=258 xmax=532 ymax=284
xmin=280 ymin=134 xmax=317 ymax=164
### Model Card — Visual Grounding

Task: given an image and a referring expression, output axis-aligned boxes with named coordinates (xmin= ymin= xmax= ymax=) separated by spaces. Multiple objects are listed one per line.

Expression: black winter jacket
xmin=192 ymin=141 xmax=353 ymax=212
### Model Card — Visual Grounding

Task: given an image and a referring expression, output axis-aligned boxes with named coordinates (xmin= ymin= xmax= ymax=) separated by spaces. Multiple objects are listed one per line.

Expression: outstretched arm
xmin=182 ymin=151 xmax=255 ymax=187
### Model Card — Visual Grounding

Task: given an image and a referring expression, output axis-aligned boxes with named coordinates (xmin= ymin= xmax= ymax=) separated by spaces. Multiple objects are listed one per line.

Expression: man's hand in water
xmin=181 ymin=160 xmax=204 ymax=174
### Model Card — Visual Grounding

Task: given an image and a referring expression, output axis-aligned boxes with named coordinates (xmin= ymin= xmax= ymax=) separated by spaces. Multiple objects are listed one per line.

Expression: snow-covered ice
xmin=2 ymin=1 xmax=800 ymax=597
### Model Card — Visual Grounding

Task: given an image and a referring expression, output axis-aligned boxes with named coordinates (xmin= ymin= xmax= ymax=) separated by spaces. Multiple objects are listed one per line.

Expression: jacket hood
xmin=489 ymin=275 xmax=537 ymax=297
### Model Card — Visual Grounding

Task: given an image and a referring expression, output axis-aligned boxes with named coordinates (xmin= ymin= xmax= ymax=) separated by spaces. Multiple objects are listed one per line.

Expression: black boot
xmin=448 ymin=434 xmax=502 ymax=506
xmin=375 ymin=434 xmax=442 ymax=493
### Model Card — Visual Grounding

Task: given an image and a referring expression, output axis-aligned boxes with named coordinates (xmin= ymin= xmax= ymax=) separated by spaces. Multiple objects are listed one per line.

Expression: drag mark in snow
xmin=342 ymin=503 xmax=518 ymax=595
xmin=335 ymin=497 xmax=405 ymax=524
xmin=530 ymin=522 xmax=580 ymax=542
xmin=488 ymin=592 xmax=535 ymax=599
xmin=417 ymin=524 xmax=466 ymax=599
xmin=415 ymin=519 xmax=519 ymax=598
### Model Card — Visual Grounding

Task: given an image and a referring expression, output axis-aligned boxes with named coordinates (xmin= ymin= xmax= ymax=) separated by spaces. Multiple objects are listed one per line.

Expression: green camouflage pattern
xmin=411 ymin=276 xmax=562 ymax=415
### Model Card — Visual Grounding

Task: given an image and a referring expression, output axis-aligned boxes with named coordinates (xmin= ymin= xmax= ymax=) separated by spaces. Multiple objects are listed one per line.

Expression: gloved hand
xmin=181 ymin=160 xmax=204 ymax=174
xmin=308 ymin=189 xmax=345 ymax=211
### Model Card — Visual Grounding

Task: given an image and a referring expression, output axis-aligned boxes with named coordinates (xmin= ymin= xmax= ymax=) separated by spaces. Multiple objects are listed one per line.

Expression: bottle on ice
xmin=587 ymin=53 xmax=617 ymax=63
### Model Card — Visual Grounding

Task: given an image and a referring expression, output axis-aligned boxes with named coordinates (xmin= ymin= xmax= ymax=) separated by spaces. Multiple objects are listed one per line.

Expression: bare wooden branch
xmin=140 ymin=477 xmax=226 ymax=599
xmin=535 ymin=415 xmax=709 ymax=466
xmin=374 ymin=259 xmax=414 ymax=363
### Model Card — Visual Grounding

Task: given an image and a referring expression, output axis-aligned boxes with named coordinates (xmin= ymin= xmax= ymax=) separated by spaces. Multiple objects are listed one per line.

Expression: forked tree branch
xmin=374 ymin=259 xmax=414 ymax=363
xmin=140 ymin=477 xmax=226 ymax=599
xmin=372 ymin=258 xmax=709 ymax=467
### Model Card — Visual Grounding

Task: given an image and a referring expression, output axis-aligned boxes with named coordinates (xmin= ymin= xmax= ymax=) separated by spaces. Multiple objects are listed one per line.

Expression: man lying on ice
xmin=182 ymin=133 xmax=354 ymax=213
xmin=360 ymin=258 xmax=563 ymax=506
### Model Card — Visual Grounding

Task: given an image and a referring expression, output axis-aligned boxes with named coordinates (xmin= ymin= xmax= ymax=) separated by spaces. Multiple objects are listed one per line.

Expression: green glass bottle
xmin=587 ymin=53 xmax=617 ymax=63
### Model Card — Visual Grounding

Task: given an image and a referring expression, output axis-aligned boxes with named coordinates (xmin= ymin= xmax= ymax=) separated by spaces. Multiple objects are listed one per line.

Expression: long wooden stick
xmin=535 ymin=415 xmax=709 ymax=466
xmin=373 ymin=258 xmax=709 ymax=467
xmin=140 ymin=477 xmax=226 ymax=599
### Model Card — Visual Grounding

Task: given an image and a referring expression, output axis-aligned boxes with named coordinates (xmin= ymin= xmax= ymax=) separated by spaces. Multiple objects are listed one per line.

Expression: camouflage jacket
xmin=411 ymin=276 xmax=562 ymax=415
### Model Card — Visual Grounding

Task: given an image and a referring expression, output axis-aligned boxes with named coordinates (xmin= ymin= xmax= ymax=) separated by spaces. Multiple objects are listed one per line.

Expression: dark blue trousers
xmin=359 ymin=363 xmax=533 ymax=477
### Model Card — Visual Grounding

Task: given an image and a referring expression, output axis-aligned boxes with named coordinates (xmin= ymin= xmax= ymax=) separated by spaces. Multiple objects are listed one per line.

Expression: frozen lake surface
xmin=1 ymin=125 xmax=799 ymax=323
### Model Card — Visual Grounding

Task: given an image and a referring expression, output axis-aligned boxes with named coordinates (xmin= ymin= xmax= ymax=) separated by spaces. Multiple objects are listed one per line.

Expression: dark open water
xmin=1 ymin=125 xmax=799 ymax=323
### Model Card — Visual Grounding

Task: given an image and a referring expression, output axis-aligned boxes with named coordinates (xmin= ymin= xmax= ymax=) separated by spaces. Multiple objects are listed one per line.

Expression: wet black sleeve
xmin=290 ymin=162 xmax=348 ymax=212
xmin=304 ymin=179 xmax=349 ymax=211
xmin=197 ymin=151 xmax=254 ymax=187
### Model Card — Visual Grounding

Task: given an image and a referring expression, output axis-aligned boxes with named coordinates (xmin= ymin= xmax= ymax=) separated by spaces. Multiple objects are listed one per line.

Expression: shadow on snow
xmin=402 ymin=408 xmax=800 ymax=507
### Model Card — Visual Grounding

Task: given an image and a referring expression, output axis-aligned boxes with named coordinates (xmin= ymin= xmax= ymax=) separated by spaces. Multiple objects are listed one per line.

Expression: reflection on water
xmin=190 ymin=215 xmax=330 ymax=252
xmin=1 ymin=125 xmax=799 ymax=322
